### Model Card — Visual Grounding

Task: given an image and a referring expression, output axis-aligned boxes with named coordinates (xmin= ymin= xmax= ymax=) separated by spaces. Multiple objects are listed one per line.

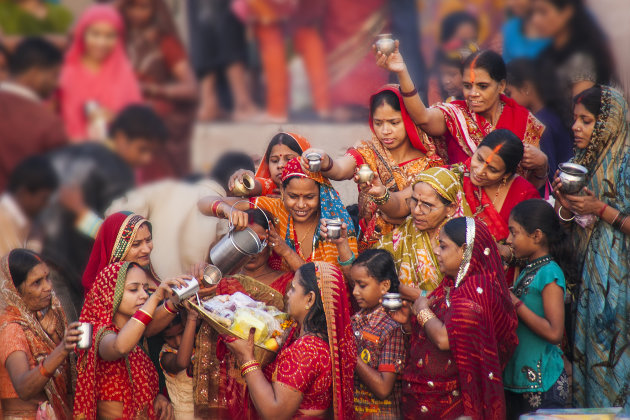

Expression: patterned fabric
xmin=82 ymin=212 xmax=159 ymax=295
xmin=271 ymin=335 xmax=333 ymax=413
xmin=255 ymin=133 xmax=311 ymax=196
xmin=0 ymin=256 xmax=72 ymax=419
xmin=433 ymin=94 xmax=544 ymax=165
xmin=254 ymin=158 xmax=358 ymax=269
xmin=193 ymin=272 xmax=294 ymax=419
xmin=352 ymin=306 xmax=405 ymax=419
xmin=346 ymin=85 xmax=444 ymax=251
xmin=74 ymin=262 xmax=159 ymax=420
xmin=504 ymin=258 xmax=566 ymax=393
xmin=505 ymin=370 xmax=569 ymax=420
xmin=312 ymin=262 xmax=357 ymax=420
xmin=572 ymin=87 xmax=630 ymax=410
xmin=402 ymin=219 xmax=518 ymax=420
xmin=377 ymin=167 xmax=471 ymax=291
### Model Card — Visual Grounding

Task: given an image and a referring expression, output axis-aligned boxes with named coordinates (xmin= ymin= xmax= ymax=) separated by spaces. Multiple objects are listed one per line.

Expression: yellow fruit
xmin=263 ymin=337 xmax=279 ymax=351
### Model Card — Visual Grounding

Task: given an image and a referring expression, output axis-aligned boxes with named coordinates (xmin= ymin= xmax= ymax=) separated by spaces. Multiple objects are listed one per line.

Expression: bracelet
xmin=514 ymin=300 xmax=524 ymax=311
xmin=321 ymin=157 xmax=334 ymax=172
xmin=242 ymin=365 xmax=260 ymax=377
xmin=38 ymin=360 xmax=54 ymax=378
xmin=337 ymin=253 xmax=356 ymax=267
xmin=163 ymin=300 xmax=178 ymax=315
xmin=502 ymin=244 xmax=515 ymax=266
xmin=240 ymin=360 xmax=260 ymax=377
xmin=620 ymin=216 xmax=630 ymax=231
xmin=598 ymin=203 xmax=608 ymax=218
xmin=371 ymin=189 xmax=390 ymax=206
xmin=211 ymin=200 xmax=222 ymax=217
xmin=557 ymin=206 xmax=575 ymax=222
xmin=400 ymin=86 xmax=418 ymax=97
xmin=240 ymin=360 xmax=259 ymax=372
xmin=416 ymin=309 xmax=436 ymax=328
xmin=612 ymin=212 xmax=627 ymax=230
xmin=132 ymin=309 xmax=153 ymax=326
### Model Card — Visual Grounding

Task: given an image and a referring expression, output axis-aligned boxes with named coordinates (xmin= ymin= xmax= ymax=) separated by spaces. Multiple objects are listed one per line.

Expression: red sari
xmin=74 ymin=262 xmax=159 ymax=420
xmin=433 ymin=95 xmax=545 ymax=164
xmin=402 ymin=219 xmax=518 ymax=420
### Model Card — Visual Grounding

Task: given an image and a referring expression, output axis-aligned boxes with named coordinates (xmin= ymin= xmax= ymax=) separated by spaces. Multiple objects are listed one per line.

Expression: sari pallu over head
xmin=59 ymin=4 xmax=142 ymax=140
xmin=275 ymin=158 xmax=357 ymax=265
xmin=312 ymin=262 xmax=356 ymax=420
xmin=428 ymin=218 xmax=518 ymax=420
xmin=377 ymin=167 xmax=471 ymax=291
xmin=74 ymin=261 xmax=159 ymax=420
xmin=256 ymin=133 xmax=311 ymax=196
xmin=82 ymin=212 xmax=158 ymax=295
xmin=0 ymin=255 xmax=72 ymax=419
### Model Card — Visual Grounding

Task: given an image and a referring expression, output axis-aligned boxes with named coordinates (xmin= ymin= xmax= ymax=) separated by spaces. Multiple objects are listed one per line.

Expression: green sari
xmin=0 ymin=1 xmax=72 ymax=35
xmin=376 ymin=167 xmax=471 ymax=291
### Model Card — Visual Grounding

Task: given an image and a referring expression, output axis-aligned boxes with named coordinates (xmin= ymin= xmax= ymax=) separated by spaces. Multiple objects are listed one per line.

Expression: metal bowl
xmin=558 ymin=162 xmax=588 ymax=195
xmin=376 ymin=34 xmax=395 ymax=55
xmin=382 ymin=293 xmax=403 ymax=311
xmin=305 ymin=152 xmax=322 ymax=172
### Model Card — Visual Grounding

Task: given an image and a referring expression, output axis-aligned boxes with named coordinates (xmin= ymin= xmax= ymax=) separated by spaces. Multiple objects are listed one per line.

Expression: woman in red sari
xmin=193 ymin=208 xmax=295 ymax=418
xmin=73 ymin=261 xmax=182 ymax=419
xmin=389 ymin=217 xmax=518 ymax=419
xmin=224 ymin=261 xmax=356 ymax=419
xmin=304 ymin=84 xmax=443 ymax=251
xmin=376 ymin=44 xmax=549 ymax=189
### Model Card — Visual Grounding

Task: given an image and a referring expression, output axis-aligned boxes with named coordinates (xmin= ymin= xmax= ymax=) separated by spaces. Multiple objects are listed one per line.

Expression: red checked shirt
xmin=351 ymin=306 xmax=405 ymax=419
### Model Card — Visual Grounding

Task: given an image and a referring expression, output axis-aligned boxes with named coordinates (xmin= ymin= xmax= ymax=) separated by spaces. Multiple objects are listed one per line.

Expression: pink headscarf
xmin=59 ymin=5 xmax=142 ymax=141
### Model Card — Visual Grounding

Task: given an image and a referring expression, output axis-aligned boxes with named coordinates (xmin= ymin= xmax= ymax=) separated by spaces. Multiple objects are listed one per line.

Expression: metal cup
xmin=381 ymin=293 xmax=403 ymax=311
xmin=171 ymin=277 xmax=200 ymax=305
xmin=76 ymin=322 xmax=93 ymax=350
xmin=357 ymin=164 xmax=375 ymax=184
xmin=231 ymin=173 xmax=256 ymax=197
xmin=558 ymin=162 xmax=588 ymax=195
xmin=326 ymin=219 xmax=342 ymax=240
xmin=376 ymin=34 xmax=396 ymax=55
xmin=305 ymin=152 xmax=322 ymax=172
xmin=202 ymin=264 xmax=222 ymax=286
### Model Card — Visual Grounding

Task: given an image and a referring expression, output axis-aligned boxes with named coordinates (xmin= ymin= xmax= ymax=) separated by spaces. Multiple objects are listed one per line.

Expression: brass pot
xmin=357 ymin=164 xmax=375 ymax=184
xmin=231 ymin=173 xmax=256 ymax=196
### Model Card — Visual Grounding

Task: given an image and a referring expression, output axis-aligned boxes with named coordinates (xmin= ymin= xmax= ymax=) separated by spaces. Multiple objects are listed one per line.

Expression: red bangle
xmin=163 ymin=301 xmax=178 ymax=315
xmin=514 ymin=300 xmax=524 ymax=311
xmin=211 ymin=200 xmax=222 ymax=217
xmin=39 ymin=361 xmax=54 ymax=378
xmin=400 ymin=87 xmax=418 ymax=97
xmin=598 ymin=203 xmax=608 ymax=218
xmin=132 ymin=309 xmax=153 ymax=326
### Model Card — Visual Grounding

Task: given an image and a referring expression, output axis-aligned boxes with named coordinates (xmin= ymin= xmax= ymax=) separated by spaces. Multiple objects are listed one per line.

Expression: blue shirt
xmin=502 ymin=18 xmax=550 ymax=63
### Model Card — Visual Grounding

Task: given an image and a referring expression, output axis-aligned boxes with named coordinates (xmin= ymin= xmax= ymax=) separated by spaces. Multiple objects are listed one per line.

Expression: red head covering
xmin=82 ymin=212 xmax=155 ymax=295
xmin=369 ymin=84 xmax=430 ymax=155
xmin=74 ymin=262 xmax=159 ymax=420
xmin=429 ymin=218 xmax=518 ymax=419
xmin=256 ymin=132 xmax=312 ymax=179
xmin=312 ymin=262 xmax=356 ymax=420
xmin=59 ymin=4 xmax=142 ymax=140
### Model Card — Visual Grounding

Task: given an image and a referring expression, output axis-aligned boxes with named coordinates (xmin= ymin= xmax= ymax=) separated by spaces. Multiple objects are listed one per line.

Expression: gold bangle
xmin=417 ymin=309 xmax=436 ymax=328
xmin=239 ymin=360 xmax=259 ymax=372
xmin=241 ymin=365 xmax=260 ymax=377
xmin=138 ymin=308 xmax=153 ymax=320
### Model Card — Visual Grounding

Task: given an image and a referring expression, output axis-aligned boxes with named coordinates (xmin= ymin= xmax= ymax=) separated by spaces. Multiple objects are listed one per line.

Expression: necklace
xmin=296 ymin=218 xmax=318 ymax=247
xmin=242 ymin=267 xmax=277 ymax=279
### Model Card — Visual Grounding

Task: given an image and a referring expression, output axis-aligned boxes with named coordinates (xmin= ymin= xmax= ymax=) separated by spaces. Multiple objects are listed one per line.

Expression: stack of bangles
xmin=163 ymin=300 xmax=179 ymax=315
xmin=612 ymin=211 xmax=630 ymax=231
xmin=337 ymin=253 xmax=356 ymax=267
xmin=417 ymin=309 xmax=435 ymax=328
xmin=132 ymin=309 xmax=153 ymax=327
xmin=211 ymin=200 xmax=224 ymax=217
xmin=372 ymin=190 xmax=390 ymax=206
xmin=240 ymin=360 xmax=260 ymax=377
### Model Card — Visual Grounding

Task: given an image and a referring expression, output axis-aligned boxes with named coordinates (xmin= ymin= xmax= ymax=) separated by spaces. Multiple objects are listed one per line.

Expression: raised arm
xmin=198 ymin=196 xmax=251 ymax=229
xmin=360 ymin=178 xmax=412 ymax=220
xmin=375 ymin=42 xmax=447 ymax=136
xmin=300 ymin=148 xmax=358 ymax=181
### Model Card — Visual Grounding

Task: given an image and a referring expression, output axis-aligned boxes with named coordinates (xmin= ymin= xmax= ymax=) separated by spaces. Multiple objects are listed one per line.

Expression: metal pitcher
xmin=208 ymin=202 xmax=271 ymax=276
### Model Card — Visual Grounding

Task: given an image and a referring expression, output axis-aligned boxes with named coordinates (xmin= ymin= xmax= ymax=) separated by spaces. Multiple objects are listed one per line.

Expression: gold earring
xmin=305 ymin=305 xmax=310 ymax=310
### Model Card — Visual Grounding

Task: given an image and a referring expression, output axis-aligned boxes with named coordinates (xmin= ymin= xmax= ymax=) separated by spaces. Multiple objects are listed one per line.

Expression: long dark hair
xmin=477 ymin=129 xmax=525 ymax=175
xmin=509 ymin=199 xmax=577 ymax=286
xmin=352 ymin=249 xmax=400 ymax=293
xmin=370 ymin=89 xmax=402 ymax=116
xmin=573 ymin=86 xmax=602 ymax=117
xmin=443 ymin=217 xmax=468 ymax=247
xmin=540 ymin=0 xmax=615 ymax=85
xmin=264 ymin=133 xmax=303 ymax=166
xmin=8 ymin=249 xmax=44 ymax=290
xmin=296 ymin=263 xmax=328 ymax=341
xmin=462 ymin=50 xmax=506 ymax=83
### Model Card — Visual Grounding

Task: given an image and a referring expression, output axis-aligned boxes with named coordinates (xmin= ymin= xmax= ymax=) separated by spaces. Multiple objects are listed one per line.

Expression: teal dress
xmin=504 ymin=257 xmax=566 ymax=393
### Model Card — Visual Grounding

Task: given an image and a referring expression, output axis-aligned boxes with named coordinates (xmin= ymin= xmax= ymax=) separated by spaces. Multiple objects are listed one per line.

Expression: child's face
xmin=163 ymin=323 xmax=184 ymax=349
xmin=506 ymin=217 xmax=538 ymax=260
xmin=351 ymin=265 xmax=390 ymax=310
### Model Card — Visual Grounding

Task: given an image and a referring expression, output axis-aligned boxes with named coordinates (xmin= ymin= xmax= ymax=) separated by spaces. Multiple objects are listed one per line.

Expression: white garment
xmin=106 ymin=178 xmax=228 ymax=279
xmin=0 ymin=81 xmax=40 ymax=102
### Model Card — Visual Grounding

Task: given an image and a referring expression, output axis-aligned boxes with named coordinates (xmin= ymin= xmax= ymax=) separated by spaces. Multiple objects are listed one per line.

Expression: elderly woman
xmin=389 ymin=217 xmax=518 ymax=419
xmin=376 ymin=167 xmax=471 ymax=300
xmin=0 ymin=249 xmax=82 ymax=419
